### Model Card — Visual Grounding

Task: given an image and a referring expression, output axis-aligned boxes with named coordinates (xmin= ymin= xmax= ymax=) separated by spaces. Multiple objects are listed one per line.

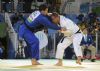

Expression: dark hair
xmin=39 ymin=4 xmax=48 ymax=11
xmin=51 ymin=12 xmax=59 ymax=17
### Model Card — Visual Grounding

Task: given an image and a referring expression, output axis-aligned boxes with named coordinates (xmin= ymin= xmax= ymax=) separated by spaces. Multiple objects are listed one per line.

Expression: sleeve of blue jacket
xmin=38 ymin=16 xmax=61 ymax=30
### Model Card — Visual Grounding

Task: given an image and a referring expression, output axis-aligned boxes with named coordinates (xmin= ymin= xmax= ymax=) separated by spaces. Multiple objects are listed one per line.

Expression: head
xmin=39 ymin=4 xmax=48 ymax=15
xmin=51 ymin=12 xmax=60 ymax=25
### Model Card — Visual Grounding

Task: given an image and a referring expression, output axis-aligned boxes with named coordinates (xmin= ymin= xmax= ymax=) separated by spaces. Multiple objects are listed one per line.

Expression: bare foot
xmin=54 ymin=59 xmax=63 ymax=66
xmin=36 ymin=62 xmax=43 ymax=65
xmin=76 ymin=60 xmax=81 ymax=65
xmin=55 ymin=62 xmax=63 ymax=66
xmin=76 ymin=56 xmax=82 ymax=65
xmin=31 ymin=59 xmax=43 ymax=65
xmin=32 ymin=62 xmax=43 ymax=65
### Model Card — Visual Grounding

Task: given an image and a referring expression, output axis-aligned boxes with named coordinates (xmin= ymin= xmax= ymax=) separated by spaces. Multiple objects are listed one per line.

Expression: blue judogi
xmin=18 ymin=11 xmax=61 ymax=60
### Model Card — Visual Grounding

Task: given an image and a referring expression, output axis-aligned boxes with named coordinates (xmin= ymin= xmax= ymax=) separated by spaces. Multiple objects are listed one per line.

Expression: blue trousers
xmin=19 ymin=25 xmax=39 ymax=60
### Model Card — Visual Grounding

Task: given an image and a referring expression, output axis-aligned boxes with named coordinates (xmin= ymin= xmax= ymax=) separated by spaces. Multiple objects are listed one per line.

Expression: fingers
xmin=61 ymin=27 xmax=66 ymax=31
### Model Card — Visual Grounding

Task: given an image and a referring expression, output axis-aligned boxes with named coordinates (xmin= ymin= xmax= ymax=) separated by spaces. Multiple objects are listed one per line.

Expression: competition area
xmin=0 ymin=59 xmax=100 ymax=71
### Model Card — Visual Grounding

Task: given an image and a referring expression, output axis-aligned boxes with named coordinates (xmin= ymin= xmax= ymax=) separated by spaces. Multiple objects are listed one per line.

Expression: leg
xmin=81 ymin=46 xmax=86 ymax=59
xmin=73 ymin=33 xmax=83 ymax=65
xmin=88 ymin=45 xmax=96 ymax=61
xmin=23 ymin=30 xmax=41 ymax=65
xmin=55 ymin=37 xmax=72 ymax=66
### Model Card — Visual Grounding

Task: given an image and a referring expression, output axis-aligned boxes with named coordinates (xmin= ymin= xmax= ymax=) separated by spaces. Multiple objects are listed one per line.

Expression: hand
xmin=89 ymin=44 xmax=93 ymax=47
xmin=61 ymin=30 xmax=72 ymax=37
xmin=58 ymin=27 xmax=66 ymax=33
xmin=61 ymin=27 xmax=66 ymax=31
xmin=58 ymin=30 xmax=62 ymax=33
xmin=86 ymin=44 xmax=89 ymax=47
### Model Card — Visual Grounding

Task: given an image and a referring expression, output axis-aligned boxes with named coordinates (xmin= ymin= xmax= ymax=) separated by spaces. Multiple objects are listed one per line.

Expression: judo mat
xmin=0 ymin=59 xmax=100 ymax=71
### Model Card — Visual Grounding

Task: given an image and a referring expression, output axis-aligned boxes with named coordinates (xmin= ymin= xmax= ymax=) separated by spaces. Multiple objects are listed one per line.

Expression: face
xmin=42 ymin=8 xmax=48 ymax=15
xmin=51 ymin=16 xmax=59 ymax=25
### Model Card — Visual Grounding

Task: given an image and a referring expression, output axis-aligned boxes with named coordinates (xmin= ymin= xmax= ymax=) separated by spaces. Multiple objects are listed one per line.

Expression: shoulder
xmin=39 ymin=15 xmax=49 ymax=20
xmin=60 ymin=15 xmax=73 ymax=23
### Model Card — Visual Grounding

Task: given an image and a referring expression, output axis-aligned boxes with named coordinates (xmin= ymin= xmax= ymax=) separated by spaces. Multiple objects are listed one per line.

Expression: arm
xmin=60 ymin=29 xmax=73 ymax=37
xmin=39 ymin=16 xmax=61 ymax=30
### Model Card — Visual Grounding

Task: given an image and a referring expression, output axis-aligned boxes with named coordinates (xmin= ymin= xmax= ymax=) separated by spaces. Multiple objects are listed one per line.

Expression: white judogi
xmin=56 ymin=15 xmax=83 ymax=59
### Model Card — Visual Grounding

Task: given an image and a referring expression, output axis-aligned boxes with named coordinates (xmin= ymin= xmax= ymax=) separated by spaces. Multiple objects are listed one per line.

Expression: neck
xmin=40 ymin=11 xmax=45 ymax=15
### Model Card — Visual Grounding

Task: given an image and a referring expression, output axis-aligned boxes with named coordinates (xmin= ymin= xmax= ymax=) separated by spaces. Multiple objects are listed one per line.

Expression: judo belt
xmin=75 ymin=29 xmax=81 ymax=34
xmin=60 ymin=29 xmax=81 ymax=43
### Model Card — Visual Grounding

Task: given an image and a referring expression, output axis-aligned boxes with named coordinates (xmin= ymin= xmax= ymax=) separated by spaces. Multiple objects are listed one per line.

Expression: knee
xmin=92 ymin=47 xmax=96 ymax=51
xmin=90 ymin=46 xmax=96 ymax=51
xmin=57 ymin=44 xmax=66 ymax=50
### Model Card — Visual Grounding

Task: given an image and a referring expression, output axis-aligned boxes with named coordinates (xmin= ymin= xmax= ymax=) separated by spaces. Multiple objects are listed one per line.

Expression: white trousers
xmin=56 ymin=33 xmax=83 ymax=59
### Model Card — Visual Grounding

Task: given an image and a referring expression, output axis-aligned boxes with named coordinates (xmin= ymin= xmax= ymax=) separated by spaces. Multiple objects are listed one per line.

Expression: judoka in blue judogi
xmin=18 ymin=4 xmax=61 ymax=65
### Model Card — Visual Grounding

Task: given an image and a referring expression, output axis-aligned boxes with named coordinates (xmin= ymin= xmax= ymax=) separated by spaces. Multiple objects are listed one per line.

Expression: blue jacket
xmin=19 ymin=11 xmax=61 ymax=38
xmin=80 ymin=34 xmax=94 ymax=46
xmin=25 ymin=12 xmax=61 ymax=30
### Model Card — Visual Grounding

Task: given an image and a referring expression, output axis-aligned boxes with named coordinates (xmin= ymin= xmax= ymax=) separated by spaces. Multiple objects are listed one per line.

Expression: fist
xmin=61 ymin=27 xmax=66 ymax=31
